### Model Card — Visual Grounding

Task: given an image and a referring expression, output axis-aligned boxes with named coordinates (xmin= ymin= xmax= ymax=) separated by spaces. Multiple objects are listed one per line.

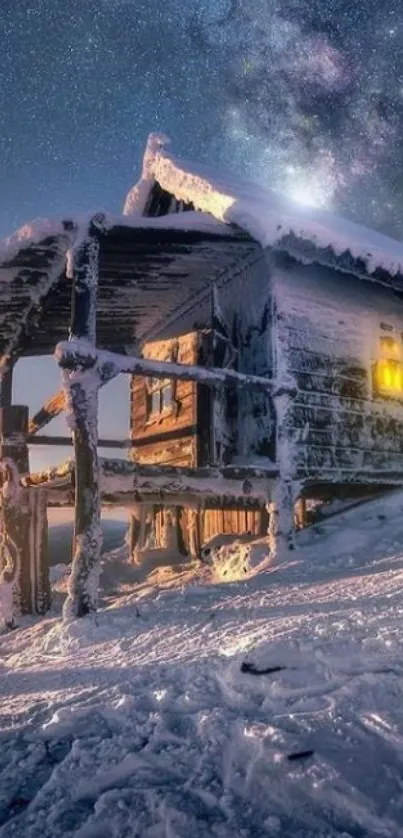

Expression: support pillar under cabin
xmin=268 ymin=286 xmax=299 ymax=559
xmin=57 ymin=227 xmax=103 ymax=620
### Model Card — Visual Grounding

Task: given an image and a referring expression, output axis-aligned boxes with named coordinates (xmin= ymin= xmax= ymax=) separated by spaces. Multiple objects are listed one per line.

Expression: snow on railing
xmin=55 ymin=339 xmax=278 ymax=394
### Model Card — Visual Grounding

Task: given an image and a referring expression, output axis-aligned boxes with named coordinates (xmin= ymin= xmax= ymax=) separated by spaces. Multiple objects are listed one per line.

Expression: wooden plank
xmin=292 ymin=371 xmax=369 ymax=401
xmin=285 ymin=348 xmax=366 ymax=380
xmin=28 ymin=390 xmax=66 ymax=437
xmin=27 ymin=459 xmax=277 ymax=507
xmin=28 ymin=361 xmax=118 ymax=437
xmin=28 ymin=435 xmax=130 ymax=449
xmin=296 ymin=445 xmax=403 ymax=474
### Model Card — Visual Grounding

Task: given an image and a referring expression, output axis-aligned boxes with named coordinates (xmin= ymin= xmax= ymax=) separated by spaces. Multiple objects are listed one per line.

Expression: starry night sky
xmin=1 ymin=0 xmax=403 ymax=470
xmin=2 ymin=0 xmax=403 ymax=238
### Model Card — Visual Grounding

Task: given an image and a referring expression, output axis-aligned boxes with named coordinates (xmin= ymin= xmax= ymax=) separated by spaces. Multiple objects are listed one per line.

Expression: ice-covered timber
xmin=55 ymin=340 xmax=275 ymax=392
xmin=27 ymin=359 xmax=119 ymax=437
xmin=24 ymin=459 xmax=277 ymax=507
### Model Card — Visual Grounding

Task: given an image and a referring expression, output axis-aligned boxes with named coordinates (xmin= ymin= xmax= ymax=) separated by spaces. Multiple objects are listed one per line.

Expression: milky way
xmin=1 ymin=0 xmax=402 ymax=239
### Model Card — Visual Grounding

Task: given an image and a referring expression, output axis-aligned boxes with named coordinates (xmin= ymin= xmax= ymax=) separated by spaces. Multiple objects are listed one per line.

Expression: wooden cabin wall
xmin=129 ymin=249 xmax=272 ymax=553
xmin=207 ymin=252 xmax=274 ymax=461
xmin=150 ymin=250 xmax=274 ymax=463
xmin=226 ymin=256 xmax=274 ymax=461
xmin=201 ymin=507 xmax=266 ymax=543
xmin=130 ymin=332 xmax=200 ymax=467
xmin=272 ymin=255 xmax=403 ymax=484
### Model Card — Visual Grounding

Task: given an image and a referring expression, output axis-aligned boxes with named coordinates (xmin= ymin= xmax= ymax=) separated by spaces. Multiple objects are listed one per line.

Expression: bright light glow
xmin=283 ymin=153 xmax=340 ymax=209
xmin=287 ymin=176 xmax=332 ymax=209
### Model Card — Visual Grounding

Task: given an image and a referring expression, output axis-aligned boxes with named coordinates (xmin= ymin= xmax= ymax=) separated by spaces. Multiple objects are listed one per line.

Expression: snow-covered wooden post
xmin=268 ymin=294 xmax=298 ymax=559
xmin=128 ymin=504 xmax=141 ymax=562
xmin=0 ymin=361 xmax=50 ymax=620
xmin=57 ymin=227 xmax=103 ymax=619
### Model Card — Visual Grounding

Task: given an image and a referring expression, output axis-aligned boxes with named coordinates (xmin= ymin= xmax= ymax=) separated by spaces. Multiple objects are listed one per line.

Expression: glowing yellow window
xmin=374 ymin=336 xmax=403 ymax=397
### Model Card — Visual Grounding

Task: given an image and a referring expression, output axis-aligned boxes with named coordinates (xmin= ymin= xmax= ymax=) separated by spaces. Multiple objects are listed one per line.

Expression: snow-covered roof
xmin=0 ymin=210 xmax=256 ymax=359
xmin=2 ymin=132 xmax=403 ymax=362
xmin=124 ymin=133 xmax=403 ymax=284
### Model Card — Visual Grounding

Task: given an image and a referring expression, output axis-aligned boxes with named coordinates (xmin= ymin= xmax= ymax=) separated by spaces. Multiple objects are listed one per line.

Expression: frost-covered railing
xmin=28 ymin=341 xmax=276 ymax=442
xmin=25 ymin=458 xmax=278 ymax=507
xmin=56 ymin=341 xmax=275 ymax=391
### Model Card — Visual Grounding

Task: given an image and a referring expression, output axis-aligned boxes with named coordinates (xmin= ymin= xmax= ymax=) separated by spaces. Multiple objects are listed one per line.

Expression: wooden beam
xmin=28 ymin=435 xmax=130 ymax=449
xmin=56 ymin=343 xmax=275 ymax=392
xmin=26 ymin=458 xmax=277 ymax=506
xmin=28 ymin=390 xmax=66 ymax=437
xmin=101 ymin=461 xmax=275 ymax=503
xmin=28 ymin=363 xmax=119 ymax=438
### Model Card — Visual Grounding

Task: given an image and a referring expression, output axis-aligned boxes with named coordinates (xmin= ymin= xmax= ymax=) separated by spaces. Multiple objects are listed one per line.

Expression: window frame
xmin=146 ymin=376 xmax=174 ymax=420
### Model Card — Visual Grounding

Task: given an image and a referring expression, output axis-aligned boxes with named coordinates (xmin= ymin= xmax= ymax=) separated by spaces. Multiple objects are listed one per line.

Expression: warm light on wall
xmin=374 ymin=358 xmax=403 ymax=395
xmin=374 ymin=331 xmax=403 ymax=397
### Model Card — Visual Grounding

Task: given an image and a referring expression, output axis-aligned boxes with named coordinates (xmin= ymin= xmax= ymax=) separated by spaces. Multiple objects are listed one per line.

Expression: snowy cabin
xmin=2 ymin=132 xmax=403 ymax=615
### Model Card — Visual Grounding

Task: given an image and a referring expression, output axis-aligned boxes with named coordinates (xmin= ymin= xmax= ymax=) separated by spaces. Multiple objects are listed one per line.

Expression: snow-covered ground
xmin=2 ymin=492 xmax=403 ymax=837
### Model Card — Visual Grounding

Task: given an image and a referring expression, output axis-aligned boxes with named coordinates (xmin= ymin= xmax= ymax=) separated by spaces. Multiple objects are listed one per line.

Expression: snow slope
xmin=2 ymin=493 xmax=403 ymax=837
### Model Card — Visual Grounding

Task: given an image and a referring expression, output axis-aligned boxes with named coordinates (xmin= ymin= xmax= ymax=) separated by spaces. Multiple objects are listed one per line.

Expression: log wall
xmin=148 ymin=251 xmax=274 ymax=462
xmin=130 ymin=331 xmax=200 ymax=467
xmin=128 ymin=251 xmax=273 ymax=551
xmin=272 ymin=254 xmax=403 ymax=485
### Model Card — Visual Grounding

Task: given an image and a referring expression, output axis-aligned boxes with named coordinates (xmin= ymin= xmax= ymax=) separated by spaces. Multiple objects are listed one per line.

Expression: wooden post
xmin=295 ymin=497 xmax=307 ymax=530
xmin=128 ymin=510 xmax=140 ymax=560
xmin=0 ymin=404 xmax=50 ymax=620
xmin=188 ymin=507 xmax=201 ymax=560
xmin=60 ymin=233 xmax=103 ymax=620
xmin=268 ymin=290 xmax=298 ymax=559
xmin=209 ymin=282 xmax=237 ymax=465
xmin=267 ymin=476 xmax=295 ymax=558
xmin=0 ymin=357 xmax=13 ymax=409
xmin=162 ymin=506 xmax=179 ymax=552
xmin=27 ymin=488 xmax=50 ymax=615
